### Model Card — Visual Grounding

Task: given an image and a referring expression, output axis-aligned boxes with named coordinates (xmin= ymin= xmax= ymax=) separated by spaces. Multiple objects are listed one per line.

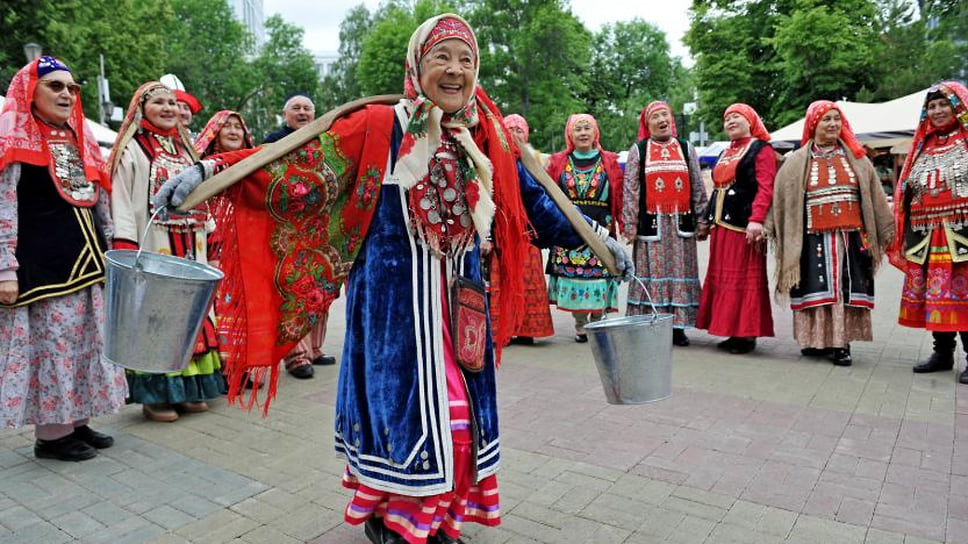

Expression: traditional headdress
xmin=801 ymin=100 xmax=865 ymax=159
xmin=194 ymin=110 xmax=254 ymax=158
xmin=108 ymin=81 xmax=198 ymax=179
xmin=0 ymin=57 xmax=109 ymax=191
xmin=504 ymin=114 xmax=529 ymax=143
xmin=160 ymin=73 xmax=203 ymax=114
xmin=563 ymin=113 xmax=602 ymax=153
xmin=724 ymin=103 xmax=771 ymax=141
xmin=637 ymin=101 xmax=678 ymax=141
xmin=889 ymin=81 xmax=968 ymax=269
xmin=398 ymin=13 xmax=530 ymax=353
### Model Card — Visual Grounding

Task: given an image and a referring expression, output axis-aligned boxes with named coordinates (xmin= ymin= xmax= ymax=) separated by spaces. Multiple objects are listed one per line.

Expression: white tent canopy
xmin=0 ymin=94 xmax=118 ymax=149
xmin=770 ymin=88 xmax=926 ymax=149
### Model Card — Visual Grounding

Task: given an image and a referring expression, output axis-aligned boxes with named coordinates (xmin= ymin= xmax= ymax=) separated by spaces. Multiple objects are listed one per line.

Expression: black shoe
xmin=801 ymin=347 xmax=833 ymax=357
xmin=364 ymin=518 xmax=407 ymax=544
xmin=428 ymin=531 xmax=466 ymax=544
xmin=672 ymin=329 xmax=690 ymax=347
xmin=830 ymin=346 xmax=852 ymax=366
xmin=71 ymin=425 xmax=114 ymax=449
xmin=34 ymin=436 xmax=97 ymax=461
xmin=312 ymin=354 xmax=337 ymax=366
xmin=728 ymin=338 xmax=756 ymax=354
xmin=510 ymin=336 xmax=535 ymax=345
xmin=913 ymin=351 xmax=954 ymax=373
xmin=717 ymin=337 xmax=738 ymax=351
xmin=960 ymin=367 xmax=968 ymax=385
xmin=286 ymin=359 xmax=315 ymax=379
xmin=575 ymin=333 xmax=588 ymax=343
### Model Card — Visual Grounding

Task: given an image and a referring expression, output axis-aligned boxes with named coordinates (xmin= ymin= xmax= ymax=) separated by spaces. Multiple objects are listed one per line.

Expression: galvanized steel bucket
xmin=584 ymin=278 xmax=673 ymax=404
xmin=103 ymin=210 xmax=223 ymax=373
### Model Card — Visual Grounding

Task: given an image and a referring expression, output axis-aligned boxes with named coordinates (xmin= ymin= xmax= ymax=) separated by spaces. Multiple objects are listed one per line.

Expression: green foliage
xmin=687 ymin=0 xmax=968 ymax=137
xmin=585 ymin=19 xmax=678 ymax=150
xmin=0 ymin=0 xmax=319 ymax=140
xmin=242 ymin=14 xmax=322 ymax=137
xmin=163 ymin=0 xmax=255 ymax=131
xmin=319 ymin=4 xmax=374 ymax=110
xmin=43 ymin=0 xmax=175 ymax=121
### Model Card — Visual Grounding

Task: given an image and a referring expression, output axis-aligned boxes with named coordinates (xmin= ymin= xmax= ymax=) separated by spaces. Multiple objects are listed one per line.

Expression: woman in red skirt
xmin=696 ymin=104 xmax=776 ymax=354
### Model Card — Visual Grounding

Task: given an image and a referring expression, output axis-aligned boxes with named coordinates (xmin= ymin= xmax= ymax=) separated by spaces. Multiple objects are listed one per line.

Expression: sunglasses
xmin=41 ymin=80 xmax=81 ymax=95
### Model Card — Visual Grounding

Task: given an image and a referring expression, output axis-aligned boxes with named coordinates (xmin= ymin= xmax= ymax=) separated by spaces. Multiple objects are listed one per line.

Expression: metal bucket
xmin=584 ymin=278 xmax=674 ymax=404
xmin=103 ymin=249 xmax=223 ymax=373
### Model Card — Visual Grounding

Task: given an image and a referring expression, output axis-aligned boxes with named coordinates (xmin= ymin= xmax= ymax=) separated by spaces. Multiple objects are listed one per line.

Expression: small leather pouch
xmin=451 ymin=276 xmax=487 ymax=372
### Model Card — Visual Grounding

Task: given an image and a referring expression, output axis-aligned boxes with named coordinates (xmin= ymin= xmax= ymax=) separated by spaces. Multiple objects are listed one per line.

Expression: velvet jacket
xmin=706 ymin=140 xmax=770 ymax=231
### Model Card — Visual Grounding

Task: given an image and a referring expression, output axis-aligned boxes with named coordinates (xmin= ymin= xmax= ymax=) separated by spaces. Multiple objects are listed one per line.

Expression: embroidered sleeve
xmin=516 ymin=161 xmax=583 ymax=249
xmin=750 ymin=146 xmax=778 ymax=223
xmin=0 ymin=164 xmax=20 ymax=276
xmin=622 ymin=144 xmax=641 ymax=240
xmin=687 ymin=145 xmax=709 ymax=223
xmin=110 ymin=147 xmax=140 ymax=246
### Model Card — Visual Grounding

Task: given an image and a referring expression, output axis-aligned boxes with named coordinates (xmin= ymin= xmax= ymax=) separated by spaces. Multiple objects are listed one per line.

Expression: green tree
xmin=0 ymin=0 xmax=48 ymax=91
xmin=162 ymin=0 xmax=256 ymax=131
xmin=585 ymin=19 xmax=678 ymax=150
xmin=242 ymin=14 xmax=321 ymax=139
xmin=318 ymin=4 xmax=373 ymax=110
xmin=43 ymin=0 xmax=175 ymax=121
xmin=468 ymin=0 xmax=592 ymax=151
xmin=769 ymin=3 xmax=880 ymax=125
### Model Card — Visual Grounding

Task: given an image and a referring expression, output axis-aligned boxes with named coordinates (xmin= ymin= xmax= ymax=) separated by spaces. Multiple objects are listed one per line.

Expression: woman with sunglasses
xmin=0 ymin=57 xmax=127 ymax=461
xmin=108 ymin=82 xmax=224 ymax=423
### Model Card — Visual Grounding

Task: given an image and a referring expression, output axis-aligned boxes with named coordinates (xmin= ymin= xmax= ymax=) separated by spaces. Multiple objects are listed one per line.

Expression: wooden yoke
xmin=176 ymin=94 xmax=404 ymax=212
xmin=175 ymin=93 xmax=620 ymax=276
xmin=517 ymin=147 xmax=620 ymax=276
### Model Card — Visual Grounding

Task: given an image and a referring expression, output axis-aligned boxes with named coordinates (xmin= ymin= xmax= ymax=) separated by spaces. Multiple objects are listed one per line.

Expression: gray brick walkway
xmin=2 ymin=244 xmax=966 ymax=543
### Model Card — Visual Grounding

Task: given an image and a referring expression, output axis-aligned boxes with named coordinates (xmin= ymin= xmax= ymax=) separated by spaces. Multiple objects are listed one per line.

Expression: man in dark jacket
xmin=262 ymin=92 xmax=315 ymax=144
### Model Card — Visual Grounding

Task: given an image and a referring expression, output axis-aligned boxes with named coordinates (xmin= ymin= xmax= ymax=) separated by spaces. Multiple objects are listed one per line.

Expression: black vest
xmin=5 ymin=164 xmax=108 ymax=307
xmin=635 ymin=137 xmax=696 ymax=238
xmin=705 ymin=139 xmax=769 ymax=230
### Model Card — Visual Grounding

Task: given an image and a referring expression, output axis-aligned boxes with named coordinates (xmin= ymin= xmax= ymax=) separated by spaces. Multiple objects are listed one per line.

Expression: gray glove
xmin=152 ymin=163 xmax=204 ymax=210
xmin=604 ymin=236 xmax=635 ymax=281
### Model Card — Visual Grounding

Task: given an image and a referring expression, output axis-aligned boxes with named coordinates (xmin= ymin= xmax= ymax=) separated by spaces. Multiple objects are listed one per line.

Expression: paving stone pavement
xmin=2 ymin=244 xmax=967 ymax=543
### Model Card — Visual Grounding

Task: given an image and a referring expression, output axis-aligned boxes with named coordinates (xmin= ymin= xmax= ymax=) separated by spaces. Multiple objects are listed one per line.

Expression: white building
xmin=313 ymin=51 xmax=339 ymax=80
xmin=229 ymin=0 xmax=265 ymax=50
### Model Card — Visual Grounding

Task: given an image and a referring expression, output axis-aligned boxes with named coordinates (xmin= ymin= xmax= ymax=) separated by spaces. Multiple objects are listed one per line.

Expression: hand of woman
xmin=746 ymin=221 xmax=765 ymax=245
xmin=696 ymin=222 xmax=710 ymax=241
xmin=0 ymin=280 xmax=19 ymax=304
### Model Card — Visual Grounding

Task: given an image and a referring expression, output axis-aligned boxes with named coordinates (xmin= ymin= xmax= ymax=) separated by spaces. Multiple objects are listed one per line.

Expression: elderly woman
xmin=109 ymin=82 xmax=223 ymax=423
xmin=622 ymin=101 xmax=708 ymax=346
xmin=696 ymin=104 xmax=776 ymax=354
xmin=768 ymin=101 xmax=894 ymax=366
xmin=0 ymin=57 xmax=127 ymax=461
xmin=546 ymin=114 xmax=624 ymax=342
xmin=153 ymin=14 xmax=631 ymax=544
xmin=488 ymin=113 xmax=555 ymax=345
xmin=892 ymin=81 xmax=968 ymax=384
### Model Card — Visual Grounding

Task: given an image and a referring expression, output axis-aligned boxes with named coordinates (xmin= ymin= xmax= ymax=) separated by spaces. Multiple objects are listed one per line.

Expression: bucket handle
xmin=631 ymin=275 xmax=661 ymax=321
xmin=133 ymin=206 xmax=168 ymax=270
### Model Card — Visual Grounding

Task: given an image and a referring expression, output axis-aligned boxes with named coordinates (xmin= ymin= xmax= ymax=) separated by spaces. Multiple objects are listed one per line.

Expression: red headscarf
xmin=724 ymin=103 xmax=771 ymax=141
xmin=889 ymin=81 xmax=968 ymax=269
xmin=194 ymin=110 xmax=254 ymax=158
xmin=563 ymin=113 xmax=602 ymax=153
xmin=0 ymin=57 xmax=109 ymax=191
xmin=801 ymin=100 xmax=865 ymax=159
xmin=637 ymin=101 xmax=678 ymax=141
xmin=503 ymin=114 xmax=529 ymax=143
xmin=174 ymin=90 xmax=203 ymax=115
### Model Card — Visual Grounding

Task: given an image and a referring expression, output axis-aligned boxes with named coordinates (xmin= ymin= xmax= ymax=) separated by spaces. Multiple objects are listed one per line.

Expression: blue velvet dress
xmin=334 ymin=114 xmax=582 ymax=496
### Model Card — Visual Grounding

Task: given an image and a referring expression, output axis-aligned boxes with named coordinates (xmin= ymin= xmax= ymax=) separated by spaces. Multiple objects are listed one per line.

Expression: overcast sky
xmin=264 ymin=0 xmax=694 ymax=61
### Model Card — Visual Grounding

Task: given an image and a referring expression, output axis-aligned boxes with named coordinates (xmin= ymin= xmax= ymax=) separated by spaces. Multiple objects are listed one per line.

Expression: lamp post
xmin=23 ymin=43 xmax=42 ymax=62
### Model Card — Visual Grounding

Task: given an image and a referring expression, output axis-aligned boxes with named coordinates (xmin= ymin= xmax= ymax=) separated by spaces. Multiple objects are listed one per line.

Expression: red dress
xmin=489 ymin=245 xmax=554 ymax=339
xmin=696 ymin=138 xmax=776 ymax=337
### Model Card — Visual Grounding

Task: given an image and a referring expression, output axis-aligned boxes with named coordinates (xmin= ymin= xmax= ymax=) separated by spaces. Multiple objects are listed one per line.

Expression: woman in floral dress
xmin=0 ymin=57 xmax=127 ymax=461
